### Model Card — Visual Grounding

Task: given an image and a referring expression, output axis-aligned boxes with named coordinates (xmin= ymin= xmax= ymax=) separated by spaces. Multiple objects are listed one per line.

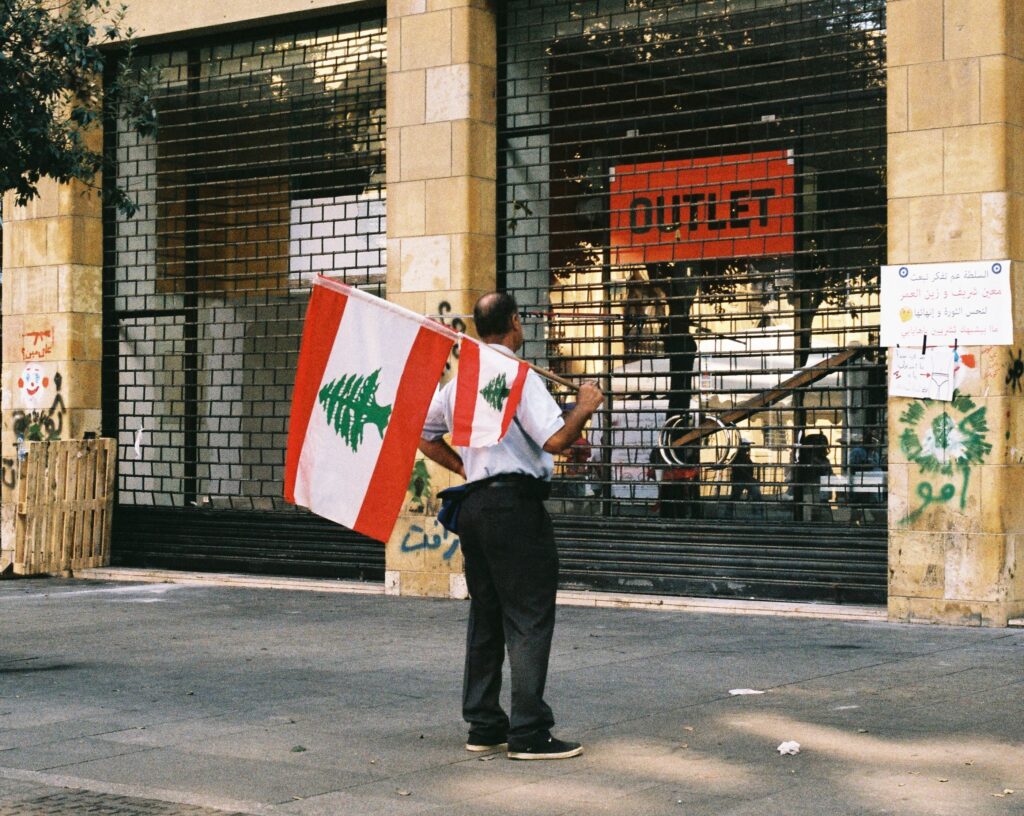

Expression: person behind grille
xmin=794 ymin=432 xmax=834 ymax=520
xmin=729 ymin=440 xmax=763 ymax=518
xmin=419 ymin=292 xmax=604 ymax=761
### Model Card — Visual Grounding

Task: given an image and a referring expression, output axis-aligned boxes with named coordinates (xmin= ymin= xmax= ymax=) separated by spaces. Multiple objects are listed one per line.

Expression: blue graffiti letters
xmin=401 ymin=523 xmax=460 ymax=561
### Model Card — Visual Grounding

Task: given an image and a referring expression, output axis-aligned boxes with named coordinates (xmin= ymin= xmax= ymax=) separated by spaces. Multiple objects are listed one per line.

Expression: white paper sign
xmin=889 ymin=346 xmax=956 ymax=401
xmin=880 ymin=260 xmax=1012 ymax=347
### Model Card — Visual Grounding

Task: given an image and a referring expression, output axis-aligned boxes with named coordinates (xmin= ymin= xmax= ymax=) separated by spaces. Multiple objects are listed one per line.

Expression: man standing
xmin=419 ymin=292 xmax=604 ymax=760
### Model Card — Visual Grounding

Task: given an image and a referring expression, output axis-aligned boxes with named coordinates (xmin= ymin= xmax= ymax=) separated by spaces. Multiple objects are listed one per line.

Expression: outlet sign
xmin=609 ymin=150 xmax=796 ymax=265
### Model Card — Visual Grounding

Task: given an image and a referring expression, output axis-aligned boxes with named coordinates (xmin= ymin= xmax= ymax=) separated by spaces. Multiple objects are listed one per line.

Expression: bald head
xmin=473 ymin=292 xmax=519 ymax=341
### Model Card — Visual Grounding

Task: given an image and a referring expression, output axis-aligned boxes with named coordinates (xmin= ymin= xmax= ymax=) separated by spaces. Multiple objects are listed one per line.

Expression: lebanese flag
xmin=285 ymin=277 xmax=455 ymax=542
xmin=450 ymin=336 xmax=530 ymax=447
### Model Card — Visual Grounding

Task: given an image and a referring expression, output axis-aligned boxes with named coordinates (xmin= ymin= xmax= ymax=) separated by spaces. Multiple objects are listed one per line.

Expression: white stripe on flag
xmin=453 ymin=338 xmax=529 ymax=447
xmin=284 ymin=280 xmax=452 ymax=540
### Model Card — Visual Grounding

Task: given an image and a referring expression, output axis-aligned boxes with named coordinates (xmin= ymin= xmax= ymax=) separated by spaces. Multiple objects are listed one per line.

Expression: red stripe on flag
xmin=354 ymin=326 xmax=454 ymax=542
xmin=284 ymin=286 xmax=348 ymax=504
xmin=450 ymin=339 xmax=480 ymax=446
xmin=499 ymin=361 xmax=530 ymax=440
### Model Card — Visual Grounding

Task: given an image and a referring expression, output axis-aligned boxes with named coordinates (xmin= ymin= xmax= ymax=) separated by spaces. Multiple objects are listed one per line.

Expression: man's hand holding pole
xmin=542 ymin=379 xmax=604 ymax=454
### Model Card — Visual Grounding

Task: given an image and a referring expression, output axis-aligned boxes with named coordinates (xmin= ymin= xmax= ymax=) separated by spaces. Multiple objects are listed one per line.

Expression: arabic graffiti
xmin=899 ymin=394 xmax=991 ymax=524
xmin=1006 ymin=349 xmax=1023 ymax=394
xmin=436 ymin=301 xmax=466 ymax=376
xmin=401 ymin=521 xmax=460 ymax=561
xmin=2 ymin=458 xmax=16 ymax=490
xmin=905 ymin=481 xmax=956 ymax=521
xmin=21 ymin=328 xmax=54 ymax=361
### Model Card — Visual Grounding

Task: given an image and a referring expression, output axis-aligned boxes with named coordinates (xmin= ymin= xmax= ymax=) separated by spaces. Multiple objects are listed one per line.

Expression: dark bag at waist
xmin=436 ymin=474 xmax=550 ymax=534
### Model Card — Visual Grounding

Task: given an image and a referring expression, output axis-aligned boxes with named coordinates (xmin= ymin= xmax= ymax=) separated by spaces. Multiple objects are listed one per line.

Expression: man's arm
xmin=419 ymin=437 xmax=466 ymax=479
xmin=542 ymin=381 xmax=604 ymax=454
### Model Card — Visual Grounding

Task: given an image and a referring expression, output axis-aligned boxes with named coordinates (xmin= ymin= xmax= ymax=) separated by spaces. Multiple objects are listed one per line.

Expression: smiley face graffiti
xmin=17 ymin=365 xmax=50 ymax=407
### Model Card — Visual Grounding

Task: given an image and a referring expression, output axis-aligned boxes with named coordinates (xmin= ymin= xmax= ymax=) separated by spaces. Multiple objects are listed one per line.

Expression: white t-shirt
xmin=422 ymin=345 xmax=565 ymax=483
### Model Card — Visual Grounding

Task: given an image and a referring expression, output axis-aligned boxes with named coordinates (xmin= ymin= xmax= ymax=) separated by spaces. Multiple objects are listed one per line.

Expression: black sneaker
xmin=507 ymin=732 xmax=583 ymax=760
xmin=465 ymin=731 xmax=508 ymax=752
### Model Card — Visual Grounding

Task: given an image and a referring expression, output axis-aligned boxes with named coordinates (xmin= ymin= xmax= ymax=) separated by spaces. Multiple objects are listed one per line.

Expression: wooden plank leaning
xmin=13 ymin=439 xmax=118 ymax=576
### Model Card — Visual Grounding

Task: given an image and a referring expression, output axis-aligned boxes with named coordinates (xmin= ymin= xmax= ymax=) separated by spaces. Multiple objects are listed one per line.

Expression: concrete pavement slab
xmin=1 ymin=576 xmax=1022 ymax=816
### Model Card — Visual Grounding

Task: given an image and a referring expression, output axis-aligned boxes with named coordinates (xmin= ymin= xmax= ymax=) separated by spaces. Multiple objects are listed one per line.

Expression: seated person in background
xmin=729 ymin=440 xmax=762 ymax=502
xmin=793 ymin=433 xmax=834 ymax=516
xmin=848 ymin=430 xmax=884 ymax=508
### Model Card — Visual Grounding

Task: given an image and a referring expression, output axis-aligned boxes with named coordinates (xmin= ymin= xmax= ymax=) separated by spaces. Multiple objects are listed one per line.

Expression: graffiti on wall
xmin=1006 ymin=349 xmax=1024 ymax=394
xmin=401 ymin=520 xmax=460 ymax=561
xmin=18 ymin=364 xmax=51 ymax=408
xmin=13 ymin=371 xmax=65 ymax=442
xmin=403 ymin=459 xmax=461 ymax=560
xmin=21 ymin=328 xmax=54 ymax=361
xmin=407 ymin=458 xmax=434 ymax=513
xmin=1 ymin=458 xmax=16 ymax=490
xmin=899 ymin=393 xmax=991 ymax=524
xmin=2 ymin=372 xmax=66 ymax=490
xmin=436 ymin=301 xmax=466 ymax=377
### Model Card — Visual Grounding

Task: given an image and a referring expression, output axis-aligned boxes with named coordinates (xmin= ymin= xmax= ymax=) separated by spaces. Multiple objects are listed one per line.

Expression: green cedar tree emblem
xmin=480 ymin=373 xmax=511 ymax=412
xmin=407 ymin=458 xmax=433 ymax=512
xmin=319 ymin=369 xmax=392 ymax=452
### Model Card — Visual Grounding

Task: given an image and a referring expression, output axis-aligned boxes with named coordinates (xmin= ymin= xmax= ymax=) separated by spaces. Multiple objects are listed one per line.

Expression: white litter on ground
xmin=729 ymin=688 xmax=765 ymax=695
xmin=777 ymin=741 xmax=801 ymax=755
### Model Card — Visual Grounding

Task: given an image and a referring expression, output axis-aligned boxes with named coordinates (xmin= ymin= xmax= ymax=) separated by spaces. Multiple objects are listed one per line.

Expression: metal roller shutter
xmin=103 ymin=13 xmax=387 ymax=579
xmin=499 ymin=0 xmax=888 ymax=603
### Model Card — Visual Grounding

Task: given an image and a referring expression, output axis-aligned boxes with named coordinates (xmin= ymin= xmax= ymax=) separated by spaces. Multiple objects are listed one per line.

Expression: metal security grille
xmin=499 ymin=0 xmax=887 ymax=601
xmin=103 ymin=15 xmax=387 ymax=577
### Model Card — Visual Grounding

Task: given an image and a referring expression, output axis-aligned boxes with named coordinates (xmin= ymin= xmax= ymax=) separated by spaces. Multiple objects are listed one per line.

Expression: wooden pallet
xmin=13 ymin=439 xmax=118 ymax=576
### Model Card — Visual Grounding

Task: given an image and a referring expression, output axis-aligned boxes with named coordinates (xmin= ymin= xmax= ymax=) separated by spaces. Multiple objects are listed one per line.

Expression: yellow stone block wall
xmin=887 ymin=0 xmax=1024 ymax=625
xmin=384 ymin=0 xmax=496 ymax=597
xmin=0 ymin=180 xmax=104 ymax=571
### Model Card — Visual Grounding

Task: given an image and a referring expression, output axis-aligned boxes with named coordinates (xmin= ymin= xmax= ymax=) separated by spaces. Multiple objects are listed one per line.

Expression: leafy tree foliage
xmin=0 ymin=0 xmax=157 ymax=217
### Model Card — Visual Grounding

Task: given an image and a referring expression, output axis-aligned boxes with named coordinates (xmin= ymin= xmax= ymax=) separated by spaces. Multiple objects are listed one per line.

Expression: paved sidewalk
xmin=0 ymin=577 xmax=1021 ymax=815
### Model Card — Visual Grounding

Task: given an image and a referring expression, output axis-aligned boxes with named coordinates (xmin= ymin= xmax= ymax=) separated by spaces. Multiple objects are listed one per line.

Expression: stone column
xmin=887 ymin=0 xmax=1024 ymax=625
xmin=383 ymin=0 xmax=496 ymax=597
xmin=1 ymin=175 xmax=104 ymax=572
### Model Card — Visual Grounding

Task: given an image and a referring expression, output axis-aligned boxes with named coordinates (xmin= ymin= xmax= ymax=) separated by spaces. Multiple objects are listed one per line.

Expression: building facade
xmin=2 ymin=0 xmax=1023 ymax=625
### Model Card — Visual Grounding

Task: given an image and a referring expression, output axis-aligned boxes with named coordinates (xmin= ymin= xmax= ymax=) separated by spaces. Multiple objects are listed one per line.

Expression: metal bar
xmin=669 ymin=348 xmax=865 ymax=448
xmin=182 ymin=48 xmax=201 ymax=507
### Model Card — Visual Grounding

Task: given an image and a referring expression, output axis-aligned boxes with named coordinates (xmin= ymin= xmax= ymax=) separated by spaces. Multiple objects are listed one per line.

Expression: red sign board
xmin=609 ymin=150 xmax=796 ymax=265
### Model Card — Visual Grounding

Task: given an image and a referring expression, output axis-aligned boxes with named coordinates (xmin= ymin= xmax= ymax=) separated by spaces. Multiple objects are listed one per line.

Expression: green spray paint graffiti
xmin=407 ymin=458 xmax=433 ymax=513
xmin=899 ymin=393 xmax=991 ymax=524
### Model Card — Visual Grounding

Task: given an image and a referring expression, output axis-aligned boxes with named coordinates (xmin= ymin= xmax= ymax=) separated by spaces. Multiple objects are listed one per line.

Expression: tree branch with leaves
xmin=0 ymin=0 xmax=158 ymax=219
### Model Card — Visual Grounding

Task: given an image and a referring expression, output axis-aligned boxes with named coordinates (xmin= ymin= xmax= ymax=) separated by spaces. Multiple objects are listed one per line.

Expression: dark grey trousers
xmin=457 ymin=481 xmax=558 ymax=740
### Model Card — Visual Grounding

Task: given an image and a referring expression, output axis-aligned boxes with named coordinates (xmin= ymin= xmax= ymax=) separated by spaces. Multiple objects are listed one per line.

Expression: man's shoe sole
xmin=507 ymin=745 xmax=583 ymax=760
xmin=465 ymin=742 xmax=507 ymax=752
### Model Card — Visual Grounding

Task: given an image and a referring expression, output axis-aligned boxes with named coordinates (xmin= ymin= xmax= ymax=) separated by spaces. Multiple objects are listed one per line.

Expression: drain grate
xmin=0 ymin=788 xmax=251 ymax=816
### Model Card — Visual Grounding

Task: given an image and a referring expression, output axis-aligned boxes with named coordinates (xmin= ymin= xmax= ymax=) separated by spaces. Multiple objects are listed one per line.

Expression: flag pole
xmin=486 ymin=343 xmax=580 ymax=392
xmin=521 ymin=358 xmax=580 ymax=392
xmin=314 ymin=277 xmax=581 ymax=392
